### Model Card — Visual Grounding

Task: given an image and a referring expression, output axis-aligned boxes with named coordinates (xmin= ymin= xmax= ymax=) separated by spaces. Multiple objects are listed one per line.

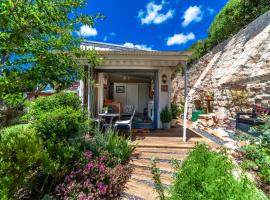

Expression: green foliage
xmin=0 ymin=125 xmax=52 ymax=199
xmin=160 ymin=106 xmax=172 ymax=123
xmin=25 ymin=93 xmax=90 ymax=172
xmin=1 ymin=93 xmax=91 ymax=198
xmin=0 ymin=0 xmax=103 ymax=108
xmin=33 ymin=107 xmax=83 ymax=139
xmin=188 ymin=0 xmax=270 ymax=65
xmin=171 ymin=103 xmax=184 ymax=119
xmin=87 ymin=128 xmax=136 ymax=166
xmin=150 ymin=158 xmax=166 ymax=200
xmin=187 ymin=39 xmax=213 ymax=67
xmin=209 ymin=0 xmax=270 ymax=44
xmin=151 ymin=144 xmax=267 ymax=200
xmin=25 ymin=92 xmax=82 ymax=118
xmin=242 ymin=116 xmax=270 ymax=184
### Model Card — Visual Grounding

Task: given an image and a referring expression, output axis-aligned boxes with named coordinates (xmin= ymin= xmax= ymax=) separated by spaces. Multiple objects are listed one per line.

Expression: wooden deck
xmin=122 ymin=127 xmax=218 ymax=200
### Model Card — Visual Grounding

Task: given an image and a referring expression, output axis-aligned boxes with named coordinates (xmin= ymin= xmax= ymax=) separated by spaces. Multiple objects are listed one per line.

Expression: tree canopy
xmin=0 ymin=0 xmax=102 ymax=107
xmin=188 ymin=0 xmax=270 ymax=66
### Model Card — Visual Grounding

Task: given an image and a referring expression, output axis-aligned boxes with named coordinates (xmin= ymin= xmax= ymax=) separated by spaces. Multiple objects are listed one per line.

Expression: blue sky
xmin=78 ymin=0 xmax=228 ymax=51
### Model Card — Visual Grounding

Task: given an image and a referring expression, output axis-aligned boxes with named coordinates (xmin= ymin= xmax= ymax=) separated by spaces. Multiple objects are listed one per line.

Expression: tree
xmin=0 ymin=0 xmax=103 ymax=108
xmin=188 ymin=0 xmax=270 ymax=65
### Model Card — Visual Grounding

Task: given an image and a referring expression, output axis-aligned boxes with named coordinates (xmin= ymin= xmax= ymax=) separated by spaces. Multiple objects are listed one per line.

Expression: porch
xmin=122 ymin=127 xmax=219 ymax=200
xmin=79 ymin=42 xmax=191 ymax=129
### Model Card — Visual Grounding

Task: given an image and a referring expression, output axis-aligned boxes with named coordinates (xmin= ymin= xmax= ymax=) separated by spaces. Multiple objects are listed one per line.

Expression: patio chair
xmin=114 ymin=106 xmax=136 ymax=139
xmin=121 ymin=105 xmax=135 ymax=119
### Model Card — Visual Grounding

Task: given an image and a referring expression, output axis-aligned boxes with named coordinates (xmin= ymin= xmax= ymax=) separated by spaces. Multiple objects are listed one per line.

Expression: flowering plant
xmin=55 ymin=151 xmax=131 ymax=199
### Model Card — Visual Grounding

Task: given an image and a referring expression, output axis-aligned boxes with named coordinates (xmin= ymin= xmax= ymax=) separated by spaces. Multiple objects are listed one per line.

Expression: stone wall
xmin=172 ymin=11 xmax=270 ymax=118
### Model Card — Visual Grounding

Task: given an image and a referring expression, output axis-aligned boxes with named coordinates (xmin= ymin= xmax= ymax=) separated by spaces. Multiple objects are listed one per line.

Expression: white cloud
xmin=138 ymin=1 xmax=174 ymax=25
xmin=102 ymin=32 xmax=116 ymax=42
xmin=77 ymin=25 xmax=97 ymax=37
xmin=123 ymin=42 xmax=153 ymax=51
xmin=103 ymin=36 xmax=108 ymax=42
xmin=109 ymin=32 xmax=116 ymax=36
xmin=167 ymin=32 xmax=195 ymax=46
xmin=182 ymin=6 xmax=203 ymax=27
xmin=207 ymin=8 xmax=215 ymax=15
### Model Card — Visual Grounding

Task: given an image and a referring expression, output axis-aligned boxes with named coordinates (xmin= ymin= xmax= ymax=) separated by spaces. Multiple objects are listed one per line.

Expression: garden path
xmin=121 ymin=127 xmax=218 ymax=200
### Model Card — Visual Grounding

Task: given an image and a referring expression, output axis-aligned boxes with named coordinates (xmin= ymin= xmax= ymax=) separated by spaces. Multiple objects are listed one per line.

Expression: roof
xmin=81 ymin=40 xmax=151 ymax=52
xmin=80 ymin=41 xmax=191 ymax=70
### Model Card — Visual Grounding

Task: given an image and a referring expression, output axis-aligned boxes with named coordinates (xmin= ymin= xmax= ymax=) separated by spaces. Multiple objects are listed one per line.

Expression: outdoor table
xmin=98 ymin=113 xmax=120 ymax=128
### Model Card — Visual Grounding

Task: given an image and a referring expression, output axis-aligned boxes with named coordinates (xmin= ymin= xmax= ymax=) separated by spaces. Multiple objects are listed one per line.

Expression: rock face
xmin=172 ymin=11 xmax=270 ymax=118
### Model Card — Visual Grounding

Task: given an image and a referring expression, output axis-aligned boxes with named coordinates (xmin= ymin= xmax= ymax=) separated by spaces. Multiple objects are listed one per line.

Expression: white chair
xmin=114 ymin=107 xmax=136 ymax=139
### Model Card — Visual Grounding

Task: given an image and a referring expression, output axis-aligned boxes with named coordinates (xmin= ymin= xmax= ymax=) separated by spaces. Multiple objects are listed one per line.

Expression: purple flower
xmin=99 ymin=164 xmax=106 ymax=173
xmin=97 ymin=182 xmax=107 ymax=195
xmin=83 ymin=151 xmax=92 ymax=160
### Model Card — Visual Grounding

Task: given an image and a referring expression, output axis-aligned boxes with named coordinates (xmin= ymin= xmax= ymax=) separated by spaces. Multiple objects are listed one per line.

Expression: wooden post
xmin=87 ymin=64 xmax=92 ymax=120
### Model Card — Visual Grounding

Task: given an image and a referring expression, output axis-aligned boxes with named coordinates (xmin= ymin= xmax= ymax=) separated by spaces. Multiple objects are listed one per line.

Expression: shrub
xmin=151 ymin=144 xmax=267 ymax=200
xmin=24 ymin=92 xmax=82 ymax=121
xmin=171 ymin=103 xmax=183 ymax=119
xmin=54 ymin=151 xmax=131 ymax=199
xmin=160 ymin=106 xmax=172 ymax=123
xmin=86 ymin=128 xmax=136 ymax=167
xmin=33 ymin=107 xmax=86 ymax=140
xmin=13 ymin=93 xmax=91 ymax=198
xmin=209 ymin=0 xmax=270 ymax=44
xmin=188 ymin=0 xmax=270 ymax=64
xmin=0 ymin=125 xmax=52 ymax=199
xmin=241 ymin=115 xmax=270 ymax=184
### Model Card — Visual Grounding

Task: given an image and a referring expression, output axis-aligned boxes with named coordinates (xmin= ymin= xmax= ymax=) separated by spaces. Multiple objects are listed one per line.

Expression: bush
xmin=24 ymin=92 xmax=82 ymax=121
xmin=171 ymin=103 xmax=183 ymax=119
xmin=188 ymin=0 xmax=270 ymax=64
xmin=54 ymin=151 xmax=131 ymax=199
xmin=87 ymin=128 xmax=136 ymax=166
xmin=33 ymin=107 xmax=86 ymax=140
xmin=11 ymin=93 xmax=91 ymax=198
xmin=0 ymin=125 xmax=52 ymax=199
xmin=151 ymin=144 xmax=267 ymax=200
xmin=241 ymin=115 xmax=270 ymax=184
xmin=208 ymin=0 xmax=270 ymax=44
xmin=160 ymin=106 xmax=172 ymax=123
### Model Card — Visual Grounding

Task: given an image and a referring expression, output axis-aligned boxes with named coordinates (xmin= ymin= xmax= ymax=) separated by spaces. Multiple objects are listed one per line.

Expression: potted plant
xmin=160 ymin=106 xmax=172 ymax=129
xmin=171 ymin=103 xmax=183 ymax=127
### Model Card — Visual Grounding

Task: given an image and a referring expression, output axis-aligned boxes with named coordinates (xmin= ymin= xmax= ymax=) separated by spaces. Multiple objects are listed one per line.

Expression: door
xmin=126 ymin=84 xmax=138 ymax=109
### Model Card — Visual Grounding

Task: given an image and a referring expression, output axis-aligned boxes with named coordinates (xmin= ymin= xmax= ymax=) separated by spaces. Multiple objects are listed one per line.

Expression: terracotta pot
xmin=171 ymin=119 xmax=177 ymax=127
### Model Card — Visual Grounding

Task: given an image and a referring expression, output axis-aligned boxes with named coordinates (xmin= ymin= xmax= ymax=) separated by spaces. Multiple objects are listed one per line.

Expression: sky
xmin=77 ymin=0 xmax=228 ymax=51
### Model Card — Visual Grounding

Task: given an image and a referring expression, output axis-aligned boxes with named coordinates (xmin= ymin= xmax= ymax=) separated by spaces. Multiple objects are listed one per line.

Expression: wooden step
xmin=131 ymin=159 xmax=173 ymax=173
xmin=124 ymin=179 xmax=157 ymax=200
xmin=135 ymin=147 xmax=192 ymax=154
xmin=131 ymin=167 xmax=172 ymax=185
xmin=133 ymin=152 xmax=186 ymax=161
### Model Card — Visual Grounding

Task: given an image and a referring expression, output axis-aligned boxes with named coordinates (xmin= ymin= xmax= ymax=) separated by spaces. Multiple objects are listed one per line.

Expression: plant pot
xmin=162 ymin=122 xmax=171 ymax=129
xmin=171 ymin=119 xmax=177 ymax=127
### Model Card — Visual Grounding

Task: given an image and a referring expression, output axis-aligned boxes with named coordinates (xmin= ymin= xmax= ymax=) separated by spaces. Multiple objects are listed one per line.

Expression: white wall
xmin=138 ymin=83 xmax=149 ymax=113
xmin=157 ymin=68 xmax=172 ymax=128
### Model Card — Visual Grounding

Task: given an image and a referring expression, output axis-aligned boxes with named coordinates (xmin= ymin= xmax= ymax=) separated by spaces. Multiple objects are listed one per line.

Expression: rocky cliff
xmin=172 ymin=11 xmax=270 ymax=118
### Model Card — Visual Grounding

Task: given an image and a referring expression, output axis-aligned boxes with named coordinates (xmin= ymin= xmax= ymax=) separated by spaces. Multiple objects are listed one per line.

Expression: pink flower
xmin=99 ymin=164 xmax=106 ymax=173
xmin=84 ymin=151 xmax=92 ymax=160
xmin=97 ymin=182 xmax=107 ymax=195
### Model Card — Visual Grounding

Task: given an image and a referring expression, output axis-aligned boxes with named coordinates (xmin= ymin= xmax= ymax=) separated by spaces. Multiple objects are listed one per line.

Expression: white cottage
xmin=79 ymin=41 xmax=190 ymax=129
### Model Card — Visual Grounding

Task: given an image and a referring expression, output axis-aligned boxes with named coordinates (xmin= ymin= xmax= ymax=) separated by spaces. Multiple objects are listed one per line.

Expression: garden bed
xmin=0 ymin=93 xmax=135 ymax=199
